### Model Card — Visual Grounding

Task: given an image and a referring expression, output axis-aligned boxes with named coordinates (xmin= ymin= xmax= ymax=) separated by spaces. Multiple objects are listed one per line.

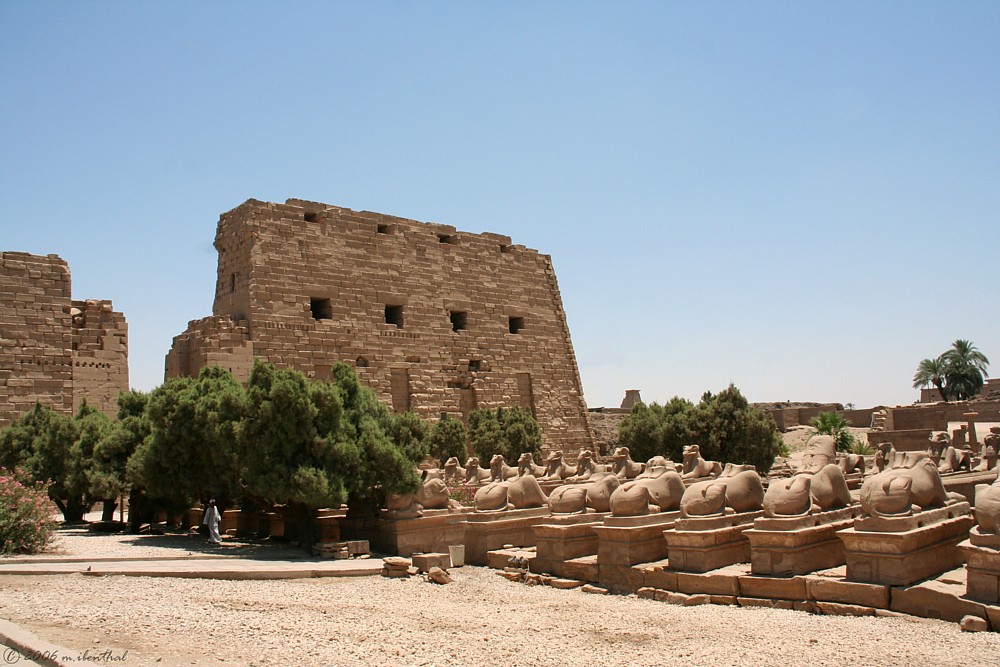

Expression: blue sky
xmin=2 ymin=2 xmax=997 ymax=410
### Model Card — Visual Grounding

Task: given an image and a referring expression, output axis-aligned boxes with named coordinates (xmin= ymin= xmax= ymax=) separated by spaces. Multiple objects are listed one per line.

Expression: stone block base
xmin=745 ymin=507 xmax=858 ymax=576
xmin=376 ymin=509 xmax=470 ymax=557
xmin=463 ymin=507 xmax=551 ymax=565
xmin=890 ymin=568 xmax=989 ymax=624
xmin=592 ymin=512 xmax=679 ymax=589
xmin=664 ymin=512 xmax=760 ymax=574
xmin=530 ymin=513 xmax=607 ymax=577
xmin=960 ymin=536 xmax=1000 ymax=603
xmin=840 ymin=513 xmax=974 ymax=586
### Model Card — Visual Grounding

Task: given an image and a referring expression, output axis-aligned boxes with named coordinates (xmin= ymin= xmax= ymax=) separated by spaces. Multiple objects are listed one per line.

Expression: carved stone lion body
xmin=609 ymin=461 xmax=684 ymax=516
xmin=681 ymin=444 xmax=722 ymax=481
xmin=610 ymin=447 xmax=646 ymax=479
xmin=464 ymin=457 xmax=492 ymax=485
xmin=680 ymin=464 xmax=764 ymax=517
xmin=489 ymin=454 xmax=519 ymax=482
xmin=474 ymin=474 xmax=549 ymax=512
xmin=517 ymin=452 xmax=546 ymax=477
xmin=385 ymin=469 xmax=460 ymax=519
xmin=859 ymin=452 xmax=963 ymax=518
xmin=542 ymin=451 xmax=576 ymax=481
xmin=548 ymin=473 xmax=620 ymax=514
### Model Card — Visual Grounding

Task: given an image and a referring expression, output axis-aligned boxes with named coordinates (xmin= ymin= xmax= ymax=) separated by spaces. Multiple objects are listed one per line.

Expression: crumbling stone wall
xmin=71 ymin=299 xmax=129 ymax=416
xmin=166 ymin=198 xmax=593 ymax=452
xmin=0 ymin=252 xmax=128 ymax=428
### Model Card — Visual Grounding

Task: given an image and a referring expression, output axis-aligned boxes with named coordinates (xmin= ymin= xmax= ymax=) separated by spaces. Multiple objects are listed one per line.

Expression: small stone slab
xmin=411 ymin=552 xmax=451 ymax=573
xmin=549 ymin=578 xmax=583 ymax=589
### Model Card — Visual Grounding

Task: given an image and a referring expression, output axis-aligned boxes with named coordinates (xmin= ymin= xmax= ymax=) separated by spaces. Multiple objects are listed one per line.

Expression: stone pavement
xmin=0 ymin=553 xmax=384 ymax=580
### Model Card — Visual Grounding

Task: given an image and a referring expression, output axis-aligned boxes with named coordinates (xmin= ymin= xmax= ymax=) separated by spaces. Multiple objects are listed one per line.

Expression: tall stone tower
xmin=166 ymin=198 xmax=593 ymax=453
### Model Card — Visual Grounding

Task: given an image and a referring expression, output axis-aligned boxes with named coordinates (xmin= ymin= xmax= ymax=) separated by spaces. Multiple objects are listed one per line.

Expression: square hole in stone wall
xmin=438 ymin=234 xmax=457 ymax=244
xmin=385 ymin=304 xmax=404 ymax=327
xmin=310 ymin=298 xmax=332 ymax=320
xmin=468 ymin=360 xmax=481 ymax=372
xmin=509 ymin=316 xmax=525 ymax=334
xmin=450 ymin=310 xmax=467 ymax=332
xmin=377 ymin=224 xmax=390 ymax=234
xmin=304 ymin=212 xmax=318 ymax=222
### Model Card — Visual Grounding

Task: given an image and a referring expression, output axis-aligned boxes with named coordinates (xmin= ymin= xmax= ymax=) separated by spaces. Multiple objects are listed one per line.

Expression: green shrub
xmin=810 ymin=412 xmax=855 ymax=451
xmin=468 ymin=407 xmax=542 ymax=463
xmin=0 ymin=468 xmax=58 ymax=554
xmin=428 ymin=415 xmax=467 ymax=464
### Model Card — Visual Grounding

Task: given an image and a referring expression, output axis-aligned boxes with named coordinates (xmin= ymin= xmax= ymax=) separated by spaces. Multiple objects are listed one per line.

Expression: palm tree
xmin=913 ymin=356 xmax=949 ymax=402
xmin=942 ymin=339 xmax=990 ymax=401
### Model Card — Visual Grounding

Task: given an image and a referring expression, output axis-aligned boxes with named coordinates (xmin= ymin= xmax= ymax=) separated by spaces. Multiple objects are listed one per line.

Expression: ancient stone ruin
xmin=166 ymin=198 xmax=593 ymax=452
xmin=0 ymin=252 xmax=129 ymax=428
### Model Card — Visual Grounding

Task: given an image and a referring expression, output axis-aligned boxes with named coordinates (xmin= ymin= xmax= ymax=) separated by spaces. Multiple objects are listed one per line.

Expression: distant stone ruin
xmin=0 ymin=252 xmax=129 ymax=428
xmin=165 ymin=198 xmax=593 ymax=452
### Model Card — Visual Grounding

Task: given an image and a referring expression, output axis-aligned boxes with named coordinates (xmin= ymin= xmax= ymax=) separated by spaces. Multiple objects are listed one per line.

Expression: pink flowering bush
xmin=0 ymin=468 xmax=58 ymax=555
xmin=447 ymin=482 xmax=477 ymax=507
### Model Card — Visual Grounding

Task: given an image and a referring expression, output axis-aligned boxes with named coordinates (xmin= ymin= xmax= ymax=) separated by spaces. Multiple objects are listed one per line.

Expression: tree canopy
xmin=617 ymin=384 xmax=781 ymax=473
xmin=468 ymin=406 xmax=543 ymax=463
xmin=913 ymin=339 xmax=990 ymax=401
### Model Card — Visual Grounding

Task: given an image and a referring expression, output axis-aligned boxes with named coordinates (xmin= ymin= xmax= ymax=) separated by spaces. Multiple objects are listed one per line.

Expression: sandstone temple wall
xmin=0 ymin=252 xmax=128 ymax=428
xmin=166 ymin=198 xmax=594 ymax=453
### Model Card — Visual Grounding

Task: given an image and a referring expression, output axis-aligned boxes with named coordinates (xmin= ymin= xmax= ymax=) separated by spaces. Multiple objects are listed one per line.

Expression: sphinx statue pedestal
xmin=591 ymin=512 xmax=681 ymax=590
xmin=531 ymin=512 xmax=609 ymax=578
xmin=663 ymin=511 xmax=763 ymax=574
xmin=744 ymin=507 xmax=861 ymax=576
xmin=376 ymin=508 xmax=471 ymax=557
xmin=462 ymin=507 xmax=551 ymax=566
xmin=838 ymin=503 xmax=974 ymax=586
xmin=959 ymin=527 xmax=1000 ymax=604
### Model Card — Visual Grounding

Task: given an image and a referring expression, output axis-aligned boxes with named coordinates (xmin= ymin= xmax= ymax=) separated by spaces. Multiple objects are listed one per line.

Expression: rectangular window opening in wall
xmin=500 ymin=244 xmax=510 ymax=253
xmin=509 ymin=316 xmax=525 ymax=334
xmin=229 ymin=273 xmax=236 ymax=294
xmin=310 ymin=298 xmax=332 ymax=320
xmin=449 ymin=310 xmax=467 ymax=332
xmin=304 ymin=212 xmax=318 ymax=222
xmin=385 ymin=304 xmax=404 ymax=327
xmin=438 ymin=234 xmax=457 ymax=244
xmin=468 ymin=360 xmax=481 ymax=372
xmin=377 ymin=224 xmax=390 ymax=234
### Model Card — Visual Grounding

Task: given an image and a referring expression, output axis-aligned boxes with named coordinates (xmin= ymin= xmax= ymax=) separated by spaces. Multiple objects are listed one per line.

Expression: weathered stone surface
xmin=738 ymin=573 xmax=807 ymax=601
xmin=411 ymin=552 xmax=451 ymax=573
xmin=1 ymin=252 xmax=128 ymax=428
xmin=580 ymin=584 xmax=609 ymax=595
xmin=675 ymin=564 xmax=748 ymax=597
xmin=816 ymin=601 xmax=876 ymax=617
xmin=425 ymin=566 xmax=452 ymax=584
xmin=960 ymin=615 xmax=989 ymax=632
xmin=164 ymin=198 xmax=593 ymax=453
xmin=804 ymin=570 xmax=890 ymax=609
xmin=548 ymin=578 xmax=583 ymax=589
xmin=891 ymin=574 xmax=989 ymax=624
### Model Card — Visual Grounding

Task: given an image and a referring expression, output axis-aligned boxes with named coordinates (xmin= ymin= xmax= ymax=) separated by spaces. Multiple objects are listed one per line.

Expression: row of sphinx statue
xmin=386 ymin=429 xmax=1000 ymax=539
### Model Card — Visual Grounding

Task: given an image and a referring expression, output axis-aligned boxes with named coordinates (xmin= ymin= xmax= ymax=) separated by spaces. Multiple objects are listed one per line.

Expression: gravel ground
xmin=2 ymin=529 xmax=999 ymax=666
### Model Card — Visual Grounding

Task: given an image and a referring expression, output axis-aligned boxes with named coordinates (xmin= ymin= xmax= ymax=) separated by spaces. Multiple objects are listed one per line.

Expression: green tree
xmin=427 ymin=415 xmax=467 ymax=464
xmin=694 ymin=386 xmax=781 ymax=472
xmin=468 ymin=408 xmax=504 ymax=462
xmin=240 ymin=361 xmax=421 ymax=549
xmin=617 ymin=397 xmax=695 ymax=463
xmin=809 ymin=411 xmax=855 ymax=452
xmin=91 ymin=391 xmax=149 ymax=526
xmin=468 ymin=406 xmax=543 ymax=463
xmin=129 ymin=367 xmax=245 ymax=514
xmin=942 ymin=339 xmax=990 ymax=401
xmin=72 ymin=402 xmax=113 ymax=520
xmin=912 ymin=355 xmax=949 ymax=401
xmin=0 ymin=403 xmax=87 ymax=521
xmin=388 ymin=411 xmax=430 ymax=464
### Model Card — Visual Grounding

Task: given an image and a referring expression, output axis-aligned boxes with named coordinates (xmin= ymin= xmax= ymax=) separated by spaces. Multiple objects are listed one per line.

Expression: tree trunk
xmin=290 ymin=503 xmax=317 ymax=554
xmin=101 ymin=499 xmax=118 ymax=522
xmin=934 ymin=380 xmax=948 ymax=402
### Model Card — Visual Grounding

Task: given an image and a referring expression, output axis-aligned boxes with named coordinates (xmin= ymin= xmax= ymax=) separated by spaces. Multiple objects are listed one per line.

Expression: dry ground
xmin=2 ymin=531 xmax=999 ymax=666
